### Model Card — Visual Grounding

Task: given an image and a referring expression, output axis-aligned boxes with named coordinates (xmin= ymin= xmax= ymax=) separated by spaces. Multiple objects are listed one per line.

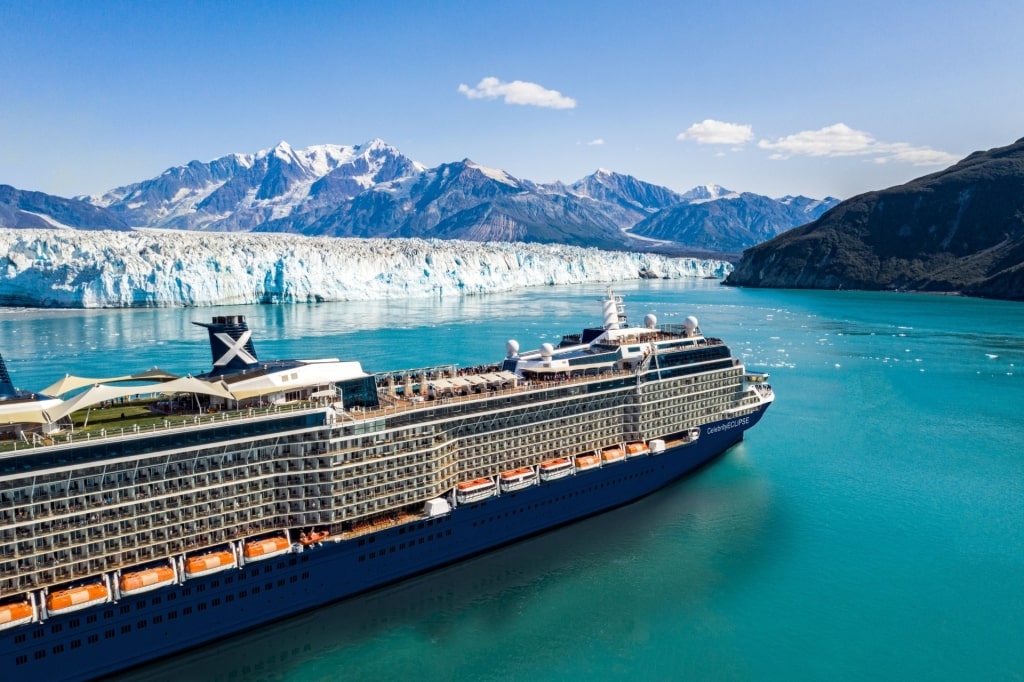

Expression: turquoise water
xmin=2 ymin=281 xmax=1022 ymax=681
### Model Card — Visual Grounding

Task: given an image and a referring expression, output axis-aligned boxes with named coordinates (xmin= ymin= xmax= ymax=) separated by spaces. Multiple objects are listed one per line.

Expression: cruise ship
xmin=0 ymin=290 xmax=773 ymax=680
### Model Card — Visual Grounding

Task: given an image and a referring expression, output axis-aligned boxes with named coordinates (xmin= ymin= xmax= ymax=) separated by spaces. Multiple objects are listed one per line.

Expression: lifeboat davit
xmin=0 ymin=601 xmax=34 ymax=631
xmin=499 ymin=466 xmax=537 ymax=493
xmin=575 ymin=454 xmax=601 ymax=471
xmin=184 ymin=550 xmax=237 ymax=579
xmin=298 ymin=530 xmax=330 ymax=547
xmin=624 ymin=442 xmax=650 ymax=458
xmin=244 ymin=536 xmax=292 ymax=561
xmin=600 ymin=447 xmax=625 ymax=464
xmin=455 ymin=477 xmax=496 ymax=504
xmin=120 ymin=565 xmax=176 ymax=596
xmin=46 ymin=583 xmax=109 ymax=616
xmin=538 ymin=457 xmax=573 ymax=482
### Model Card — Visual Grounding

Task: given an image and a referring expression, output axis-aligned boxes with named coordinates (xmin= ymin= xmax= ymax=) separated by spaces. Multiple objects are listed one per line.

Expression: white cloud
xmin=677 ymin=119 xmax=754 ymax=145
xmin=458 ymin=77 xmax=576 ymax=109
xmin=758 ymin=123 xmax=960 ymax=166
xmin=587 ymin=138 xmax=605 ymax=146
xmin=871 ymin=142 xmax=961 ymax=166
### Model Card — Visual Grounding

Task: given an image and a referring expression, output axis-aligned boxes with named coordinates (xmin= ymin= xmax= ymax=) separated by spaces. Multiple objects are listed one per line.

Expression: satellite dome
xmin=643 ymin=313 xmax=657 ymax=329
xmin=684 ymin=315 xmax=699 ymax=331
xmin=505 ymin=339 xmax=520 ymax=357
xmin=540 ymin=342 xmax=554 ymax=358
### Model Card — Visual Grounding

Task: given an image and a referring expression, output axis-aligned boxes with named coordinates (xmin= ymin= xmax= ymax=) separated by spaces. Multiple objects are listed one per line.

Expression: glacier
xmin=0 ymin=229 xmax=733 ymax=308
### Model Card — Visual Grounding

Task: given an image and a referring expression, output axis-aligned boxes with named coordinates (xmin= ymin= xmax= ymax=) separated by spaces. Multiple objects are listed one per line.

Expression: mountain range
xmin=0 ymin=140 xmax=838 ymax=255
xmin=725 ymin=136 xmax=1024 ymax=300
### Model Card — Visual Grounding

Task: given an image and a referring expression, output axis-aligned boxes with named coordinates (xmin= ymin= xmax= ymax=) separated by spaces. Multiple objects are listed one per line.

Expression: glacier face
xmin=0 ymin=230 xmax=732 ymax=308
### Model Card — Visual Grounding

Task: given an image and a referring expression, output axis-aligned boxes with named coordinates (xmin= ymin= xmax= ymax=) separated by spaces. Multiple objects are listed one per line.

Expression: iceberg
xmin=0 ymin=229 xmax=733 ymax=308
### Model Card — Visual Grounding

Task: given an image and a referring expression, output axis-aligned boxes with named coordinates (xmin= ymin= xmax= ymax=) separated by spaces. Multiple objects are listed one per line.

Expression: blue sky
xmin=1 ymin=0 xmax=1021 ymax=200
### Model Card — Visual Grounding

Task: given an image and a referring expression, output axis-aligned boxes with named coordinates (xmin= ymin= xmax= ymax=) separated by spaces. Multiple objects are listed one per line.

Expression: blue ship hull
xmin=0 ymin=405 xmax=767 ymax=681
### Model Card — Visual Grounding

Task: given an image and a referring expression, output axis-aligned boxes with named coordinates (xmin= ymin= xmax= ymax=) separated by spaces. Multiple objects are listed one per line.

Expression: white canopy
xmin=427 ymin=371 xmax=516 ymax=393
xmin=0 ymin=398 xmax=63 ymax=425
xmin=44 ymin=377 xmax=233 ymax=423
xmin=41 ymin=368 xmax=180 ymax=397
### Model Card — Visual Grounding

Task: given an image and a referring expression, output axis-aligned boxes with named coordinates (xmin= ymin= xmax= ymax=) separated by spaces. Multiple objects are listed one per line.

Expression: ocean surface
xmin=1 ymin=280 xmax=1022 ymax=681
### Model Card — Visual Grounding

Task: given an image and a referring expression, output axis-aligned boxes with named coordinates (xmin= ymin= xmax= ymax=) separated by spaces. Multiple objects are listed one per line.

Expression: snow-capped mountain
xmin=0 ymin=229 xmax=732 ymax=308
xmin=257 ymin=159 xmax=631 ymax=249
xmin=83 ymin=139 xmax=424 ymax=232
xmin=3 ymin=140 xmax=839 ymax=255
xmin=679 ymin=184 xmax=739 ymax=203
xmin=568 ymin=169 xmax=686 ymax=216
xmin=628 ymin=191 xmax=840 ymax=254
xmin=0 ymin=184 xmax=130 ymax=231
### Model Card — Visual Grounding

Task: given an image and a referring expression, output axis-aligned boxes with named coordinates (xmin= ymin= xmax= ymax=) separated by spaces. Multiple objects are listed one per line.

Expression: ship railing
xmin=0 ymin=515 xmax=293 ymax=595
xmin=366 ymin=367 xmax=635 ymax=418
xmin=0 ymin=402 xmax=330 ymax=454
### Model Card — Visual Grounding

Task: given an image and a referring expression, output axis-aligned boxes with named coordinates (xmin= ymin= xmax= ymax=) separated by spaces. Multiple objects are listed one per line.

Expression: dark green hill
xmin=725 ymin=137 xmax=1024 ymax=300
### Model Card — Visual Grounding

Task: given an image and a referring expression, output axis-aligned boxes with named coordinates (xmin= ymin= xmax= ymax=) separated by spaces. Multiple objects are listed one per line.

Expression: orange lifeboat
xmin=539 ymin=457 xmax=573 ymax=482
xmin=575 ymin=454 xmax=601 ymax=471
xmin=499 ymin=466 xmax=537 ymax=493
xmin=244 ymin=536 xmax=292 ymax=561
xmin=46 ymin=583 xmax=109 ymax=616
xmin=0 ymin=601 xmax=34 ymax=631
xmin=184 ymin=550 xmax=237 ymax=579
xmin=624 ymin=442 xmax=650 ymax=458
xmin=119 ymin=565 xmax=176 ymax=596
xmin=298 ymin=530 xmax=330 ymax=546
xmin=600 ymin=447 xmax=625 ymax=464
xmin=456 ymin=477 xmax=496 ymax=504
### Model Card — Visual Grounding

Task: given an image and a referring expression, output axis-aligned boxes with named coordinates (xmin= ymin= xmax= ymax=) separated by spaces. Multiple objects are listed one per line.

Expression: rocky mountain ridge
xmin=725 ymin=137 xmax=1024 ymax=300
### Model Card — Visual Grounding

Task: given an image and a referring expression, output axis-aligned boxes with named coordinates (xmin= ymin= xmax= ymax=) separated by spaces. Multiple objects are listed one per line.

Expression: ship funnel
xmin=601 ymin=288 xmax=626 ymax=330
xmin=192 ymin=315 xmax=260 ymax=375
xmin=0 ymin=353 xmax=18 ymax=400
